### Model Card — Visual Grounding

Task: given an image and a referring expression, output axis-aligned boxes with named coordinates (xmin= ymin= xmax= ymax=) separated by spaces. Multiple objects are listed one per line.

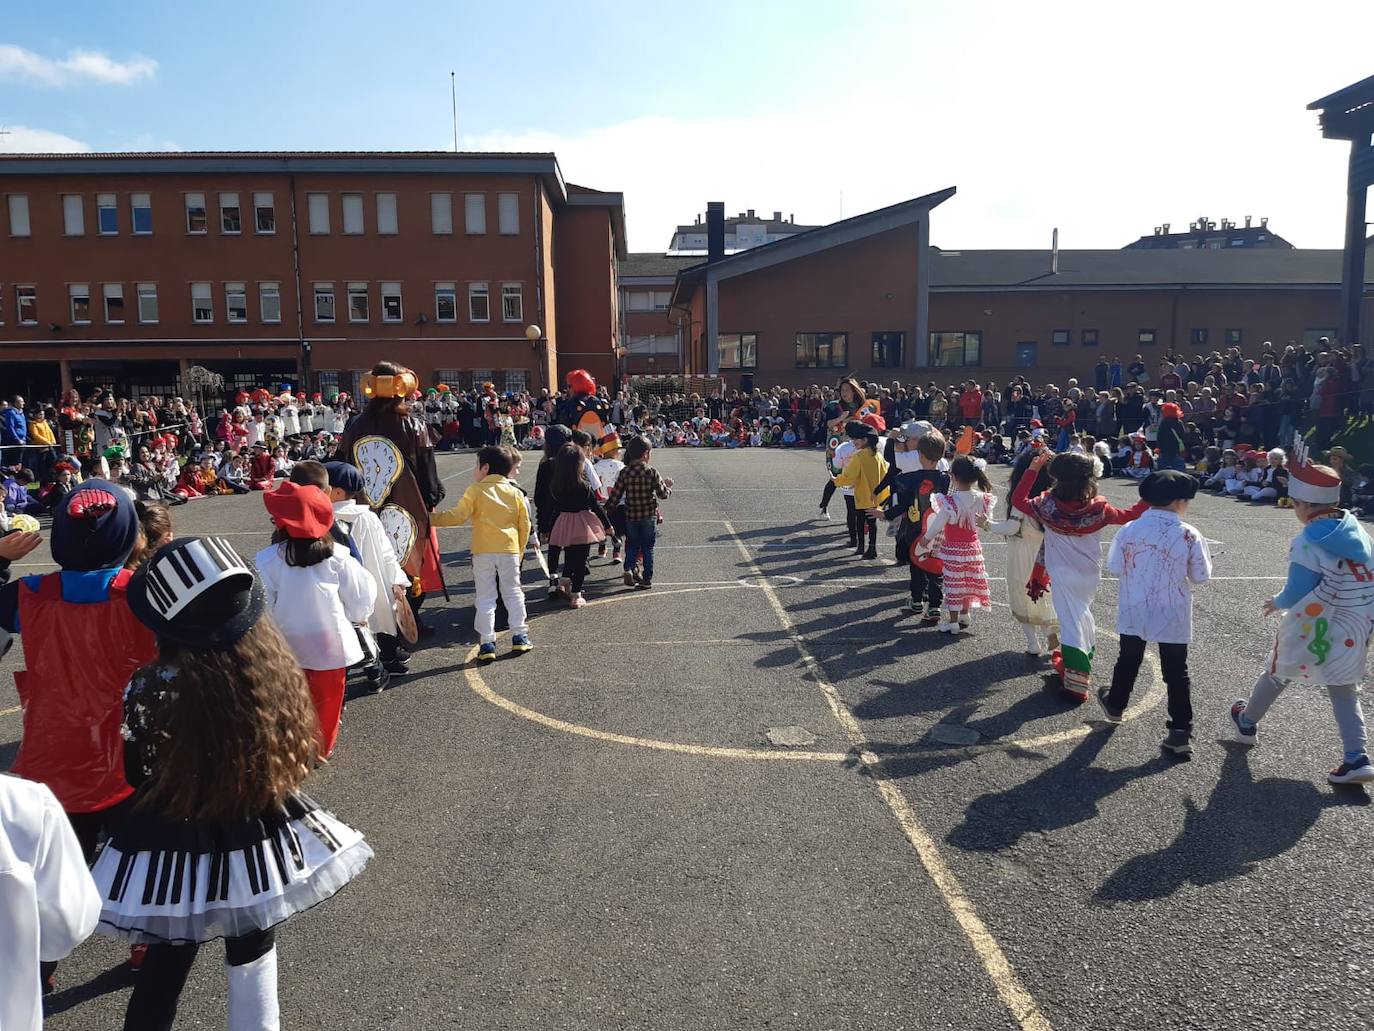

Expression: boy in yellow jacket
xmin=432 ymin=445 xmax=532 ymax=661
xmin=832 ymin=419 xmax=890 ymax=559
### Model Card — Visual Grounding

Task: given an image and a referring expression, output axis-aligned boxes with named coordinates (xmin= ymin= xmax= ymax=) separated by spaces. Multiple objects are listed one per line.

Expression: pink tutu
xmin=549 ymin=509 xmax=606 ymax=547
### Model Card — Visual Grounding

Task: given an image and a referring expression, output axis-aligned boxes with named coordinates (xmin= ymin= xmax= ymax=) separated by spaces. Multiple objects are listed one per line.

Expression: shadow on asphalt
xmin=0 ymin=739 xmax=16 ymax=769
xmin=43 ymin=962 xmax=134 ymax=1016
xmin=1094 ymin=745 xmax=1370 ymax=904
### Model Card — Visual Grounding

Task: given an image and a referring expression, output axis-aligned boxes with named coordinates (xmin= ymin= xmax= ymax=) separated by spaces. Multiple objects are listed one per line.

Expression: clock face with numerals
xmin=354 ymin=435 xmax=404 ymax=509
xmin=378 ymin=503 xmax=418 ymax=565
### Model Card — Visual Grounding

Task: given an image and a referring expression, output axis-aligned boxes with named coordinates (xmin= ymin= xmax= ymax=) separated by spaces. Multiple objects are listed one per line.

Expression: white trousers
xmin=473 ymin=552 xmax=528 ymax=644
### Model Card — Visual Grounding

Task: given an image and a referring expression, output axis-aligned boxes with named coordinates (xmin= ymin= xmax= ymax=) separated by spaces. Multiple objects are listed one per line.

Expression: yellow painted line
xmin=0 ymin=705 xmax=19 ymax=718
xmin=723 ymin=518 xmax=1054 ymax=1031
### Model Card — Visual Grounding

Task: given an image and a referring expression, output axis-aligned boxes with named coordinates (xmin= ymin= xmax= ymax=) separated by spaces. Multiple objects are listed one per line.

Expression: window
xmin=376 ymin=193 xmax=398 ymax=235
xmin=928 ymin=331 xmax=981 ymax=367
xmin=1190 ymin=328 xmax=1209 ymax=346
xmin=219 ymin=192 xmax=241 ymax=234
xmin=225 ymin=283 xmax=248 ymax=322
xmin=185 ymin=193 xmax=207 ymax=234
xmin=259 ymin=282 xmax=281 ymax=324
xmin=434 ymin=283 xmax=456 ymax=322
xmin=1081 ymin=329 xmax=1099 ymax=347
xmin=652 ymin=290 xmax=672 ymax=310
xmin=430 ymin=193 xmax=452 ymax=234
xmin=1138 ymin=329 xmax=1156 ymax=347
xmin=314 ymin=283 xmax=335 ymax=322
xmin=464 ymin=193 xmax=486 ymax=234
xmin=434 ymin=369 xmax=462 ymax=388
xmin=1015 ymin=341 xmax=1038 ymax=368
xmin=501 ymin=283 xmax=522 ymax=322
xmin=341 ymin=193 xmax=364 ymax=235
xmin=97 ymin=193 xmax=118 ymax=235
xmin=347 ymin=283 xmax=369 ymax=322
xmin=719 ymin=332 xmax=758 ymax=369
xmin=872 ymin=332 xmax=904 ymax=368
xmin=102 ymin=283 xmax=124 ymax=324
xmin=191 ymin=283 xmax=213 ymax=323
xmin=317 ymin=371 xmax=342 ymax=398
xmin=16 ymin=286 xmax=37 ymax=324
xmin=471 ymin=369 xmax=492 ymax=389
xmin=131 ymin=193 xmax=152 ymax=234
xmin=381 ymin=282 xmax=403 ymax=323
xmin=70 ymin=284 xmax=91 ymax=324
xmin=503 ymin=370 xmax=527 ymax=393
xmin=307 ymin=193 xmax=330 ymax=234
xmin=1225 ymin=328 xmax=1243 ymax=346
xmin=1052 ymin=329 xmax=1070 ymax=347
xmin=498 ymin=192 xmax=519 ymax=234
xmin=137 ymin=283 xmax=158 ymax=324
xmin=626 ymin=291 xmax=653 ymax=312
xmin=7 ymin=195 xmax=30 ymax=236
xmin=1303 ymin=328 xmax=1338 ymax=349
xmin=795 ymin=332 xmax=848 ymax=368
xmin=254 ymin=192 xmax=275 ymax=233
xmin=63 ymin=194 xmax=85 ymax=235
xmin=468 ymin=282 xmax=489 ymax=322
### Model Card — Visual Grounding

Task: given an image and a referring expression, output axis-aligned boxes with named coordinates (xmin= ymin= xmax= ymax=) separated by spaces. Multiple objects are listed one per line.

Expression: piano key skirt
xmin=90 ymin=792 xmax=372 ymax=945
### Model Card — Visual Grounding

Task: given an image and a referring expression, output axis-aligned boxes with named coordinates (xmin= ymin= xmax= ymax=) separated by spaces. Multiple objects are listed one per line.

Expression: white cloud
xmin=0 ymin=44 xmax=156 ymax=87
xmin=0 ymin=124 xmax=90 ymax=152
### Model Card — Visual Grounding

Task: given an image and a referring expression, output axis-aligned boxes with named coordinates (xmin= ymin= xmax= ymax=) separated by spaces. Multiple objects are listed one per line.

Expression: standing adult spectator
xmin=1 ymin=396 xmax=27 ymax=467
xmin=1094 ymin=357 xmax=1110 ymax=392
xmin=1127 ymin=355 xmax=1148 ymax=385
xmin=1109 ymin=356 xmax=1123 ymax=389
xmin=957 ymin=381 xmax=984 ymax=430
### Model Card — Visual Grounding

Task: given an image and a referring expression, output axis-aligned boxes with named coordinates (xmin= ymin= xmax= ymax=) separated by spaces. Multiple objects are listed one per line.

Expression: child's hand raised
xmin=1029 ymin=452 xmax=1052 ymax=472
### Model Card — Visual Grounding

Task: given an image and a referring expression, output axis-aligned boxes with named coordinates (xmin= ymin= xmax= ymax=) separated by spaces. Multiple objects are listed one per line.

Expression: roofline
xmin=670 ymin=186 xmax=956 ymax=306
xmin=617 ymin=274 xmax=678 ymax=286
xmin=1308 ymin=73 xmax=1374 ymax=111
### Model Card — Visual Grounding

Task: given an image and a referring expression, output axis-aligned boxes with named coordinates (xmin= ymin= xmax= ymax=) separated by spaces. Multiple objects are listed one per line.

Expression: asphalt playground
xmin=6 ymin=447 xmax=1374 ymax=1030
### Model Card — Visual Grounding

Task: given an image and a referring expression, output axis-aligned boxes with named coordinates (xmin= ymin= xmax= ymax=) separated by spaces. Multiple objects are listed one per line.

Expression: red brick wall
xmin=553 ymin=206 xmax=617 ymax=389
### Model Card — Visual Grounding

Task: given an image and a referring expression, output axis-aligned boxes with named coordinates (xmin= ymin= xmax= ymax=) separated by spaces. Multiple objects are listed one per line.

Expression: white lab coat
xmin=0 ymin=775 xmax=100 ymax=1031
xmin=255 ymin=542 xmax=376 ymax=670
xmin=333 ymin=500 xmax=409 ymax=636
xmin=1107 ymin=509 xmax=1212 ymax=644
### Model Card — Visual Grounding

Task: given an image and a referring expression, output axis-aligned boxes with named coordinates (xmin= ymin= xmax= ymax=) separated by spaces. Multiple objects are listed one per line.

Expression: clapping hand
xmin=0 ymin=531 xmax=42 ymax=562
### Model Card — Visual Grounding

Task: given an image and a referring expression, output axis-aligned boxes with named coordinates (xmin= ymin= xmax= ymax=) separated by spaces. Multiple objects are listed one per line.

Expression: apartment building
xmin=0 ymin=152 xmax=625 ymax=400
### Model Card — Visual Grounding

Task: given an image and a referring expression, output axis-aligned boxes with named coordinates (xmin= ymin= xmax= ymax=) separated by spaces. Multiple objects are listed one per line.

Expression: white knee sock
xmin=1022 ymin=624 xmax=1041 ymax=653
xmin=227 ymin=948 xmax=280 ymax=1031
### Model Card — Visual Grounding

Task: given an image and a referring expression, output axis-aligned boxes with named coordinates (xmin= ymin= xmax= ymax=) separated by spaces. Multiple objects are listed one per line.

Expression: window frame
xmin=719 ymin=331 xmax=758 ymax=370
xmin=1081 ymin=329 xmax=1100 ymax=347
xmin=1015 ymin=341 xmax=1038 ymax=368
xmin=225 ymin=282 xmax=248 ymax=323
xmin=1224 ymin=328 xmax=1243 ymax=346
xmin=500 ymin=282 xmax=523 ymax=323
xmin=794 ymin=331 xmax=848 ymax=369
xmin=62 ymin=194 xmax=85 ymax=236
xmin=927 ymin=330 xmax=982 ymax=368
xmin=184 ymin=192 xmax=208 ymax=235
xmin=131 ymin=193 xmax=152 ymax=235
xmin=347 ymin=282 xmax=370 ymax=323
xmin=190 ymin=282 xmax=213 ymax=324
xmin=102 ymin=282 xmax=125 ymax=324
xmin=430 ymin=192 xmax=453 ymax=235
xmin=307 ymin=193 xmax=330 ymax=235
xmin=136 ymin=282 xmax=158 ymax=324
xmin=341 ymin=193 xmax=365 ymax=235
xmin=1137 ymin=329 xmax=1157 ymax=347
xmin=463 ymin=193 xmax=486 ymax=234
xmin=253 ymin=192 xmax=276 ymax=234
xmin=1190 ymin=328 xmax=1209 ymax=346
xmin=381 ymin=282 xmax=403 ymax=323
xmin=96 ymin=193 xmax=118 ymax=235
xmin=434 ymin=283 xmax=457 ymax=323
xmin=219 ymin=192 xmax=242 ymax=235
xmin=16 ymin=285 xmax=37 ymax=325
xmin=69 ymin=283 xmax=92 ymax=325
xmin=376 ymin=192 xmax=398 ymax=235
xmin=1051 ymin=329 xmax=1070 ymax=347
xmin=497 ymin=192 xmax=519 ymax=235
xmin=259 ymin=282 xmax=282 ymax=324
xmin=871 ymin=331 xmax=905 ymax=368
xmin=7 ymin=194 xmax=31 ymax=237
xmin=313 ymin=282 xmax=336 ymax=323
xmin=468 ymin=282 xmax=490 ymax=323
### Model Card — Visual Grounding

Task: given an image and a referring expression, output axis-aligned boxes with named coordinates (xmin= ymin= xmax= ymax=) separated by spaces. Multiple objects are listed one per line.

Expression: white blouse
xmin=255 ymin=542 xmax=377 ymax=670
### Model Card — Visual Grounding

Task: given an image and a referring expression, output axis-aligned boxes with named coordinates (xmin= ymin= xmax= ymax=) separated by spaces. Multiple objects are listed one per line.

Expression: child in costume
xmin=1123 ymin=435 xmax=1153 ymax=480
xmin=534 ymin=424 xmax=572 ymax=597
xmin=593 ymin=431 xmax=626 ymax=562
xmin=917 ymin=455 xmax=994 ymax=634
xmin=987 ymin=447 xmax=1060 ymax=656
xmin=886 ymin=431 xmax=949 ymax=624
xmin=1012 ymin=451 xmax=1149 ymax=700
xmin=97 ymin=537 xmax=372 ymax=1028
xmin=432 ymin=445 xmax=532 ymax=660
xmin=1205 ymin=448 xmax=1239 ymax=492
xmin=256 ymin=482 xmax=376 ymax=758
xmin=547 ymin=443 xmax=611 ymax=608
xmin=1097 ymin=471 xmax=1212 ymax=755
xmin=1244 ymin=448 xmax=1289 ymax=502
xmin=831 ymin=417 xmax=890 ymax=559
xmin=1230 ymin=439 xmax=1374 ymax=784
xmin=605 ymin=435 xmax=673 ymax=590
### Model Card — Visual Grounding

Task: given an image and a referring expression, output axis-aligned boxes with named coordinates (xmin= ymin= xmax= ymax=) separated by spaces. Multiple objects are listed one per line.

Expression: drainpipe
xmin=533 ymin=180 xmax=547 ymax=392
xmin=288 ymin=175 xmax=309 ymax=389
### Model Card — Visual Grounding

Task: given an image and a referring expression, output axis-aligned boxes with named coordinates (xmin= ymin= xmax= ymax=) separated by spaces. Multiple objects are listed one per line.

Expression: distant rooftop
xmin=619 ymin=253 xmax=698 ymax=278
xmin=1124 ymin=215 xmax=1293 ymax=251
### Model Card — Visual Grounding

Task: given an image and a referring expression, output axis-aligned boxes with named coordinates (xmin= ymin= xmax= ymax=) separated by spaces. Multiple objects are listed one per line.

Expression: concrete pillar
xmin=58 ymin=359 xmax=73 ymax=393
xmin=1339 ymin=138 xmax=1370 ymax=345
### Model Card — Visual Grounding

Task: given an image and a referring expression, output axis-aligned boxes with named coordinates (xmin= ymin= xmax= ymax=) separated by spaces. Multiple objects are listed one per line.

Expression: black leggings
xmin=124 ymin=929 xmax=275 ymax=1031
xmin=820 ymin=479 xmax=836 ymax=510
xmin=547 ymin=544 xmax=562 ymax=579
xmin=563 ymin=543 xmax=591 ymax=593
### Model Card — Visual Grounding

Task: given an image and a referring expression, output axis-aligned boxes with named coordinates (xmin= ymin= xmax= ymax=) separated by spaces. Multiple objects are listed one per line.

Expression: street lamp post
xmin=525 ymin=324 xmax=543 ymax=391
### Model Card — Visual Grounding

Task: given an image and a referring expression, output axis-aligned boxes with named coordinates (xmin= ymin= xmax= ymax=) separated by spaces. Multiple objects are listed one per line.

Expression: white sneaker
xmin=937 ymin=621 xmax=960 ymax=634
xmin=817 ymin=507 xmax=830 ymax=521
xmin=958 ymin=615 xmax=971 ymax=630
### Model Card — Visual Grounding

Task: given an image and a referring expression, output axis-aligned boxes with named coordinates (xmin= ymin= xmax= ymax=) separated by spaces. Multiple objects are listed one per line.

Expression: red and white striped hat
xmin=1287 ymin=434 xmax=1341 ymax=504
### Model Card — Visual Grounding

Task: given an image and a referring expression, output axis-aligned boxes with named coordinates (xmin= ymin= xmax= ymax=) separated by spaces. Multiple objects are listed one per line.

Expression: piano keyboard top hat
xmin=142 ymin=537 xmax=253 ymax=621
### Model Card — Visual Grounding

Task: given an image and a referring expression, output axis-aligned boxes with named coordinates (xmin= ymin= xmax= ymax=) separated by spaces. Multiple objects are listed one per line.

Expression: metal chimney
xmin=1051 ymin=228 xmax=1059 ymax=275
xmin=707 ymin=202 xmax=726 ymax=263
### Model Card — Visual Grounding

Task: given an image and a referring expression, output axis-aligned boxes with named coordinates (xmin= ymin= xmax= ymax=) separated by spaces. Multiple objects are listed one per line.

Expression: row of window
xmin=4 ymin=190 xmax=520 ymax=239
xmin=1 ymin=280 xmax=524 ymax=328
xmin=317 ymin=368 xmax=530 ymax=398
xmin=1046 ymin=328 xmax=1245 ymax=348
xmin=715 ymin=332 xmax=911 ymax=371
xmin=623 ymin=290 xmax=673 ymax=312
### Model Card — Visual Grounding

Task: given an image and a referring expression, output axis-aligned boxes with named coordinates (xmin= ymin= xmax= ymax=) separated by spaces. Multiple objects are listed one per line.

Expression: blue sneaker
xmin=1229 ymin=699 xmax=1257 ymax=745
xmin=510 ymin=634 xmax=533 ymax=654
xmin=476 ymin=643 xmax=497 ymax=663
xmin=1328 ymin=754 xmax=1374 ymax=785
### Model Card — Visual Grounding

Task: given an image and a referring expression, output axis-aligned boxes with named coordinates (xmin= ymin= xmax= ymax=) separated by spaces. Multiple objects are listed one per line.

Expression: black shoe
xmin=1095 ymin=687 xmax=1124 ymax=725
xmin=416 ymin=620 xmax=435 ymax=640
xmin=383 ymin=659 xmax=410 ymax=676
xmin=1161 ymin=727 xmax=1194 ymax=755
xmin=636 ymin=577 xmax=653 ymax=590
xmin=863 ymin=547 xmax=877 ymax=560
xmin=393 ymin=645 xmax=412 ymax=662
xmin=847 ymin=538 xmax=859 ymax=550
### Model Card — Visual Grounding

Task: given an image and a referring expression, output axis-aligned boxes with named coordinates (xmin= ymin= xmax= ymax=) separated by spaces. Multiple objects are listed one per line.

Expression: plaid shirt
xmin=606 ymin=462 xmax=669 ymax=520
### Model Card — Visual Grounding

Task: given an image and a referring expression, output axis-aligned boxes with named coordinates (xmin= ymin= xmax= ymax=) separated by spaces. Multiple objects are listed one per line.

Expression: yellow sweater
xmin=832 ymin=447 xmax=890 ymax=509
xmin=28 ymin=419 xmax=55 ymax=446
xmin=431 ymin=474 xmax=530 ymax=555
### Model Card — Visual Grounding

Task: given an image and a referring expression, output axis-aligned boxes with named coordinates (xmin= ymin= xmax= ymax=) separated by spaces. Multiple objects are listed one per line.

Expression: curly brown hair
xmin=125 ymin=501 xmax=173 ymax=571
xmin=134 ymin=616 xmax=319 ymax=821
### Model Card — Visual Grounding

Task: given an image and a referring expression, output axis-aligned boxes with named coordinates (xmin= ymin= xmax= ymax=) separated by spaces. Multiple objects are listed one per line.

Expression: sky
xmin=2 ymin=1 xmax=1372 ymax=253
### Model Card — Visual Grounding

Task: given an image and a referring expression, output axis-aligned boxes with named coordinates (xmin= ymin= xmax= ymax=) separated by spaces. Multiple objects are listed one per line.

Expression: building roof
xmin=1308 ymin=74 xmax=1374 ymax=141
xmin=619 ymin=253 xmax=698 ymax=278
xmin=672 ymin=216 xmax=819 ymax=235
xmin=928 ymin=245 xmax=1374 ymax=290
xmin=1124 ymin=225 xmax=1294 ymax=250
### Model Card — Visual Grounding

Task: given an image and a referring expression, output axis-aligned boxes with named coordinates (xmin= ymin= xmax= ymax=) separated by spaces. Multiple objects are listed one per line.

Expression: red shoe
xmin=129 ymin=944 xmax=149 ymax=971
